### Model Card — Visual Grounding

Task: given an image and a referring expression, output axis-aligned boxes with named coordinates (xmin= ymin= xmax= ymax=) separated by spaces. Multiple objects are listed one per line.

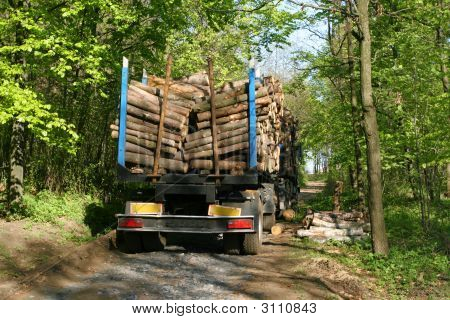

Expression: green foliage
xmin=289 ymin=0 xmax=449 ymax=191
xmin=16 ymin=190 xmax=118 ymax=237
xmin=301 ymin=189 xmax=449 ymax=298
xmin=340 ymin=202 xmax=449 ymax=298
xmin=20 ymin=190 xmax=95 ymax=224
xmin=0 ymin=0 xmax=302 ymax=194
xmin=0 ymin=77 xmax=79 ymax=153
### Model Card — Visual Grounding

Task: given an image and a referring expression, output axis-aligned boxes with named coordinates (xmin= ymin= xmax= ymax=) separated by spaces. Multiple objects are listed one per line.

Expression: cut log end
xmin=271 ymin=223 xmax=286 ymax=236
xmin=281 ymin=209 xmax=295 ymax=222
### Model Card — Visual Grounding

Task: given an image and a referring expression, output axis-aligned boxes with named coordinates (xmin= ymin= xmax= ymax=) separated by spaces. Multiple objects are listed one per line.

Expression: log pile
xmin=185 ymin=76 xmax=290 ymax=173
xmin=111 ymin=71 xmax=297 ymax=175
xmin=110 ymin=74 xmax=208 ymax=173
xmin=297 ymin=209 xmax=370 ymax=243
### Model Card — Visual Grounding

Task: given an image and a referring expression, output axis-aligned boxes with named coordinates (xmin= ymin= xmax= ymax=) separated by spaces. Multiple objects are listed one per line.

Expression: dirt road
xmin=4 ymin=181 xmax=376 ymax=300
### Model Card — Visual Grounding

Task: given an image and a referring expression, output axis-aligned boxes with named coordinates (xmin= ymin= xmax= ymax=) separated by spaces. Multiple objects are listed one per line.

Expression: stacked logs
xmin=297 ymin=182 xmax=370 ymax=243
xmin=111 ymin=72 xmax=296 ymax=175
xmin=110 ymin=74 xmax=209 ymax=174
xmin=297 ymin=209 xmax=370 ymax=243
xmin=184 ymin=76 xmax=290 ymax=173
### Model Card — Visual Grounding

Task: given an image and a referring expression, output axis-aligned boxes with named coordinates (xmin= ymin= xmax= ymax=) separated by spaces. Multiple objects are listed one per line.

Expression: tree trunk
xmin=346 ymin=4 xmax=366 ymax=213
xmin=447 ymin=163 xmax=450 ymax=198
xmin=357 ymin=0 xmax=389 ymax=255
xmin=8 ymin=0 xmax=28 ymax=211
xmin=436 ymin=13 xmax=450 ymax=198
xmin=8 ymin=120 xmax=25 ymax=210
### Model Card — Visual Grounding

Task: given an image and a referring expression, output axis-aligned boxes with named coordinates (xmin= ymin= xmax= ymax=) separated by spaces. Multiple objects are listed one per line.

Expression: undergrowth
xmin=22 ymin=191 xmax=93 ymax=224
xmin=300 ymin=189 xmax=449 ymax=298
xmin=8 ymin=190 xmax=120 ymax=239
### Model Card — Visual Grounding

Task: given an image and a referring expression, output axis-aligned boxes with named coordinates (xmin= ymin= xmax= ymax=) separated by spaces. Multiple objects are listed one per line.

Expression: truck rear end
xmin=112 ymin=57 xmax=298 ymax=255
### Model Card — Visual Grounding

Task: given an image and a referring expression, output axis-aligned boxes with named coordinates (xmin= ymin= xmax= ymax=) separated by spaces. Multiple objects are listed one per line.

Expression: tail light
xmin=119 ymin=218 xmax=144 ymax=228
xmin=227 ymin=219 xmax=253 ymax=229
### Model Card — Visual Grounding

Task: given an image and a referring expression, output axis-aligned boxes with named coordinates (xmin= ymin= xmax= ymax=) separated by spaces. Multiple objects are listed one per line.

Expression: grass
xmin=2 ymin=190 xmax=121 ymax=242
xmin=298 ymin=178 xmax=449 ymax=299
xmin=21 ymin=190 xmax=95 ymax=224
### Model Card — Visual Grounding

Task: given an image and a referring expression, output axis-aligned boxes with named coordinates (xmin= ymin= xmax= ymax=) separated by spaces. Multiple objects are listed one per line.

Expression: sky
xmin=258 ymin=3 xmax=327 ymax=174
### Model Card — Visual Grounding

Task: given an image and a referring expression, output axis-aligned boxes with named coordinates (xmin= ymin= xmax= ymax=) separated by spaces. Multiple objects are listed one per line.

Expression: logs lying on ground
xmin=297 ymin=210 xmax=370 ymax=243
xmin=111 ymin=71 xmax=297 ymax=175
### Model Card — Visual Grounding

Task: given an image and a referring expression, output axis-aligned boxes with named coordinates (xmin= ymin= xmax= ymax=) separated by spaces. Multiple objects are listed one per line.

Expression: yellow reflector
xmin=126 ymin=202 xmax=163 ymax=215
xmin=208 ymin=205 xmax=241 ymax=217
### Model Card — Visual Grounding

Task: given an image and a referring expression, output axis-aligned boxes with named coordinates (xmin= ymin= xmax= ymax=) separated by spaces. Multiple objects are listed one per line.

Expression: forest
xmin=0 ymin=0 xmax=448 ymax=299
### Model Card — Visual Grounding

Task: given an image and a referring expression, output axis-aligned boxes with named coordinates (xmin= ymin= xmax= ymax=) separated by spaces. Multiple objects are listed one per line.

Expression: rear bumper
xmin=116 ymin=214 xmax=255 ymax=234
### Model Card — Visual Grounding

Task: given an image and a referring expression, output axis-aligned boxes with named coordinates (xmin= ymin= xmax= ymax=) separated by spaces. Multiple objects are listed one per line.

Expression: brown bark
xmin=197 ymin=103 xmax=246 ymax=122
xmin=126 ymin=104 xmax=185 ymax=130
xmin=129 ymin=82 xmax=192 ymax=114
xmin=185 ymin=126 xmax=249 ymax=150
xmin=127 ymin=88 xmax=188 ymax=122
xmin=184 ymin=141 xmax=249 ymax=161
xmin=181 ymin=72 xmax=210 ymax=86
xmin=8 ymin=0 xmax=27 ymax=210
xmin=346 ymin=3 xmax=366 ymax=212
xmin=121 ymin=116 xmax=182 ymax=142
xmin=332 ymin=181 xmax=343 ymax=213
xmin=125 ymin=152 xmax=188 ymax=173
xmin=217 ymin=119 xmax=248 ymax=134
xmin=125 ymin=142 xmax=153 ymax=155
xmin=194 ymin=87 xmax=269 ymax=112
xmin=111 ymin=131 xmax=177 ymax=155
xmin=437 ymin=15 xmax=450 ymax=198
xmin=189 ymin=160 xmax=246 ymax=171
xmin=197 ymin=107 xmax=270 ymax=130
xmin=110 ymin=125 xmax=179 ymax=148
xmin=207 ymin=58 xmax=220 ymax=176
xmin=153 ymin=54 xmax=173 ymax=176
xmin=185 ymin=134 xmax=250 ymax=154
xmin=148 ymin=75 xmax=209 ymax=99
xmin=8 ymin=120 xmax=24 ymax=209
xmin=357 ymin=0 xmax=389 ymax=255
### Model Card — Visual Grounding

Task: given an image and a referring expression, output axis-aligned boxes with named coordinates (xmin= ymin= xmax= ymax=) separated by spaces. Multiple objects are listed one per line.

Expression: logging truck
xmin=114 ymin=57 xmax=299 ymax=255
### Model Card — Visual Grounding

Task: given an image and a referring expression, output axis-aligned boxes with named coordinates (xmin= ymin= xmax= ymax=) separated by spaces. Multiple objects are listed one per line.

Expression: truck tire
xmin=223 ymin=233 xmax=241 ymax=255
xmin=242 ymin=217 xmax=262 ymax=255
xmin=118 ymin=231 xmax=143 ymax=253
xmin=142 ymin=232 xmax=166 ymax=252
xmin=242 ymin=193 xmax=263 ymax=255
xmin=263 ymin=213 xmax=275 ymax=231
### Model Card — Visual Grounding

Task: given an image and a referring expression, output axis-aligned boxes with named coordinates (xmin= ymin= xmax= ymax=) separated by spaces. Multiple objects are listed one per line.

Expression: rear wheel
xmin=263 ymin=213 xmax=276 ymax=231
xmin=242 ymin=218 xmax=262 ymax=255
xmin=242 ymin=193 xmax=263 ymax=255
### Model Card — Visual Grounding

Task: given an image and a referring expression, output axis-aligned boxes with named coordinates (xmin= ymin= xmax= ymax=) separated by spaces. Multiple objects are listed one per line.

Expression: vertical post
xmin=118 ymin=57 xmax=129 ymax=167
xmin=153 ymin=54 xmax=172 ymax=177
xmin=142 ymin=68 xmax=148 ymax=85
xmin=207 ymin=57 xmax=220 ymax=176
xmin=248 ymin=61 xmax=257 ymax=169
